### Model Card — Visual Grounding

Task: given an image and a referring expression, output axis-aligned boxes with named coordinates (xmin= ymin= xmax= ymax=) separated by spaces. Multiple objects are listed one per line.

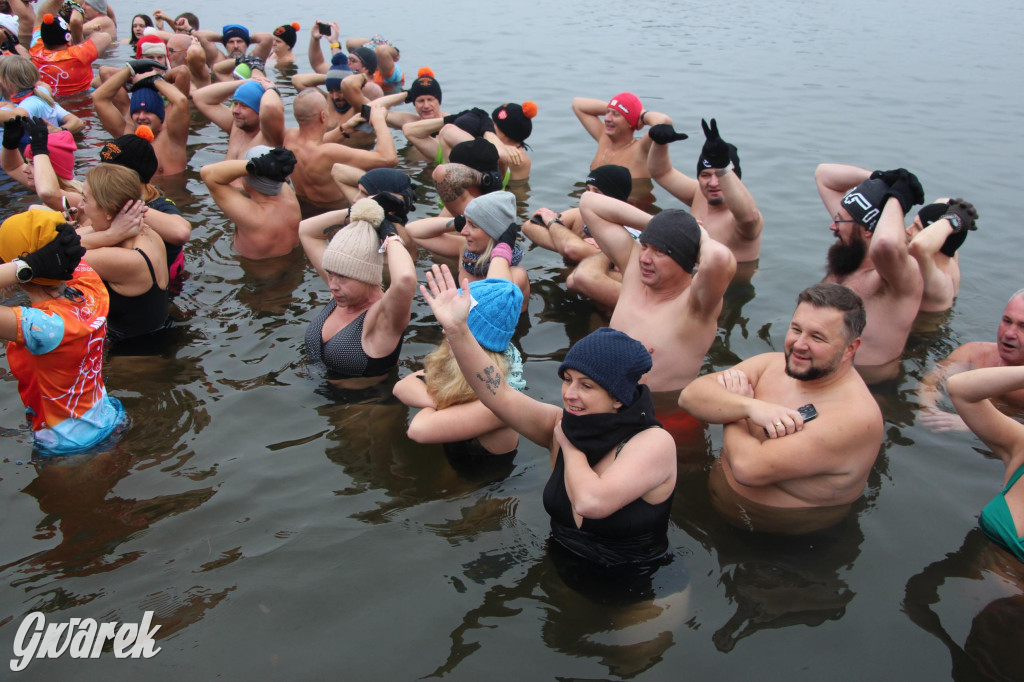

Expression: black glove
xmin=648 ymin=124 xmax=688 ymax=145
xmin=375 ymin=218 xmax=399 ymax=242
xmin=447 ymin=215 xmax=466 ymax=231
xmin=452 ymin=108 xmax=493 ymax=137
xmin=371 ymin=192 xmax=409 ymax=225
xmin=25 ymin=117 xmax=49 ymax=157
xmin=0 ymin=28 xmax=19 ymax=53
xmin=239 ymin=55 xmax=266 ymax=73
xmin=2 ymin=115 xmax=25 ymax=150
xmin=128 ymin=75 xmax=163 ymax=92
xmin=941 ymin=198 xmax=979 ymax=234
xmin=126 ymin=58 xmax=167 ymax=77
xmin=245 ymin=147 xmax=296 ymax=181
xmin=22 ymin=223 xmax=85 ymax=281
xmin=700 ymin=118 xmax=731 ymax=169
xmin=879 ymin=169 xmax=924 ymax=214
xmin=496 ymin=221 xmax=519 ymax=249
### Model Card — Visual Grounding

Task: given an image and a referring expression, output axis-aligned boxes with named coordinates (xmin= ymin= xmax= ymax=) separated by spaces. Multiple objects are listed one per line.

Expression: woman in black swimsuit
xmin=76 ymin=163 xmax=169 ymax=341
xmin=298 ymin=198 xmax=416 ymax=383
xmin=421 ymin=262 xmax=677 ymax=567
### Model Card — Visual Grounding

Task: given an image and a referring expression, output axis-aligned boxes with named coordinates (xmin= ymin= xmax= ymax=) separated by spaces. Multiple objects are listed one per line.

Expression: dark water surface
xmin=1 ymin=0 xmax=1023 ymax=679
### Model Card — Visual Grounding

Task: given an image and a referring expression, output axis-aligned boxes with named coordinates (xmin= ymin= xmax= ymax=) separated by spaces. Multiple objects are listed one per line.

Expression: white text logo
xmin=10 ymin=611 xmax=161 ymax=672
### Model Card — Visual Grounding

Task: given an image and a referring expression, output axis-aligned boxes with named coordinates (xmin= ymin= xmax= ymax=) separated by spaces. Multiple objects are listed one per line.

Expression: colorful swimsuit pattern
xmin=6 ymin=264 xmax=125 ymax=454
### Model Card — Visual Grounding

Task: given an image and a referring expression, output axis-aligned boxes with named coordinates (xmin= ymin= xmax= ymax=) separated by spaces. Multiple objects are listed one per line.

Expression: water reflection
xmin=903 ymin=529 xmax=1024 ymax=681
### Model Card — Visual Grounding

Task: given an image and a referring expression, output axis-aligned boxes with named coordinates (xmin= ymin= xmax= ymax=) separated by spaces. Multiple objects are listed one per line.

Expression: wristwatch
xmin=12 ymin=258 xmax=32 ymax=284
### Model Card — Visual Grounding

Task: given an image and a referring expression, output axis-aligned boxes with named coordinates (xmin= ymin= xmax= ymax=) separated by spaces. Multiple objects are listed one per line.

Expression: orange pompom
xmin=43 ymin=13 xmax=54 ymax=24
xmin=417 ymin=67 xmax=435 ymax=78
xmin=291 ymin=22 xmax=300 ymax=30
xmin=135 ymin=125 xmax=155 ymax=143
xmin=521 ymin=101 xmax=538 ymax=119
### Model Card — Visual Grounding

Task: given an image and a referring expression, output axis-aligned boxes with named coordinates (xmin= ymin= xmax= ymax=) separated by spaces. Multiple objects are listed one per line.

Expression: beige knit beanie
xmin=321 ymin=199 xmax=385 ymax=285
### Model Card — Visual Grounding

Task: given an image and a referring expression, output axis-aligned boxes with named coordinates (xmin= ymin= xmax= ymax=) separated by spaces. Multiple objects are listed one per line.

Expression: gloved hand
xmin=452 ymin=108 xmax=493 ymax=137
xmin=375 ymin=218 xmax=399 ymax=243
xmin=941 ymin=198 xmax=979 ymax=233
xmin=245 ymin=147 xmax=296 ymax=181
xmin=128 ymin=75 xmax=163 ymax=92
xmin=234 ymin=55 xmax=266 ymax=73
xmin=22 ymin=223 xmax=85 ymax=281
xmin=648 ymin=124 xmax=688 ymax=145
xmin=496 ymin=221 xmax=519 ymax=249
xmin=700 ymin=118 xmax=731 ymax=169
xmin=25 ymin=117 xmax=49 ymax=157
xmin=2 ymin=115 xmax=25 ymax=150
xmin=447 ymin=215 xmax=466 ymax=231
xmin=371 ymin=192 xmax=409 ymax=225
xmin=126 ymin=58 xmax=167 ymax=77
xmin=878 ymin=168 xmax=924 ymax=214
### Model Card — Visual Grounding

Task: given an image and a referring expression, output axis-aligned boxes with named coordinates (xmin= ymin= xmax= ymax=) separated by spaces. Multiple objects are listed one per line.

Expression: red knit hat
xmin=608 ymin=92 xmax=642 ymax=130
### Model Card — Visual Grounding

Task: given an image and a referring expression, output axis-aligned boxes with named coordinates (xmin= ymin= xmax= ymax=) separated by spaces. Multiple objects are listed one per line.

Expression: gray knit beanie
xmin=463 ymin=191 xmax=516 ymax=241
xmin=321 ymin=199 xmax=385 ymax=285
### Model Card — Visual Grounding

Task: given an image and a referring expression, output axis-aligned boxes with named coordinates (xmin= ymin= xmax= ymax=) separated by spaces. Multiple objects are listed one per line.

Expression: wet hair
xmin=85 ymin=164 xmax=142 ymax=216
xmin=796 ymin=282 xmax=866 ymax=342
xmin=424 ymin=341 xmax=508 ymax=410
xmin=0 ymin=56 xmax=54 ymax=106
xmin=129 ymin=14 xmax=154 ymax=46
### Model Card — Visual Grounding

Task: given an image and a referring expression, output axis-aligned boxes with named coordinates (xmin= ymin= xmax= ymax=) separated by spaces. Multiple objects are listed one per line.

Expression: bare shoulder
xmin=957 ymin=341 xmax=998 ymax=367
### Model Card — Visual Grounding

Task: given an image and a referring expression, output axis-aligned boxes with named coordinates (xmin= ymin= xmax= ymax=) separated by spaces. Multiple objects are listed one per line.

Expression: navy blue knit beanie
xmin=558 ymin=328 xmax=652 ymax=406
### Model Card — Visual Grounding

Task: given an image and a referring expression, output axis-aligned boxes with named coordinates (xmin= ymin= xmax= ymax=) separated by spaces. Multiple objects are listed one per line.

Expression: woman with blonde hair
xmin=0 ymin=55 xmax=82 ymax=133
xmin=76 ymin=163 xmax=169 ymax=342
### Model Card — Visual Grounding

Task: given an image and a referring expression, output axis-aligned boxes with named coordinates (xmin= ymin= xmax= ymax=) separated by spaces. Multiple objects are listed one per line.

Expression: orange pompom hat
xmin=273 ymin=22 xmax=301 ymax=48
xmin=99 ymin=128 xmax=158 ymax=183
xmin=491 ymin=101 xmax=537 ymax=144
xmin=406 ymin=67 xmax=441 ymax=104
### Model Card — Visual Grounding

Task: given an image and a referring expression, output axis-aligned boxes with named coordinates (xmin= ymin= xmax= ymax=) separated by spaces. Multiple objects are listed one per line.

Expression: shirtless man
xmin=920 ymin=290 xmax=1024 ymax=432
xmin=200 ymin=146 xmax=300 ymax=260
xmin=647 ymin=118 xmax=763 ymax=263
xmin=193 ymin=24 xmax=272 ymax=79
xmin=284 ymin=91 xmax=397 ymax=209
xmin=815 ymin=164 xmax=925 ymax=375
xmin=193 ymin=78 xmax=284 ymax=161
xmin=579 ymin=191 xmax=736 ymax=392
xmin=92 ymin=63 xmax=189 ymax=176
xmin=382 ymin=67 xmax=443 ymax=130
xmin=571 ymin=92 xmax=671 ymax=181
xmin=678 ymin=283 xmax=883 ymax=532
xmin=292 ymin=57 xmax=383 ymax=134
xmin=908 ymin=198 xmax=978 ymax=312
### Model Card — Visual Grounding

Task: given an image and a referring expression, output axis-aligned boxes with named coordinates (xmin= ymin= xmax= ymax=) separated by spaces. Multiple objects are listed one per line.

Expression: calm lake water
xmin=1 ymin=0 xmax=1023 ymax=679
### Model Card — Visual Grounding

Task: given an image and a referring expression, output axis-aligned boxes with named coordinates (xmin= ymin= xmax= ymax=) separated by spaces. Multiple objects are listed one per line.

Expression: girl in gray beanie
xmin=298 ymin=198 xmax=417 ymax=381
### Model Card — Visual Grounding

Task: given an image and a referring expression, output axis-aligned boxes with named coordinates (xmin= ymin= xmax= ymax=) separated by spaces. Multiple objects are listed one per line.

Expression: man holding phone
xmin=678 ymin=283 xmax=883 ymax=533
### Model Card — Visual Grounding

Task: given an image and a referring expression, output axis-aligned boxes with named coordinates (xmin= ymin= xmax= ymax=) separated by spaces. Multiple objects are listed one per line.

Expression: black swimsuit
xmin=105 ymin=248 xmax=169 ymax=341
xmin=305 ymin=301 xmax=403 ymax=376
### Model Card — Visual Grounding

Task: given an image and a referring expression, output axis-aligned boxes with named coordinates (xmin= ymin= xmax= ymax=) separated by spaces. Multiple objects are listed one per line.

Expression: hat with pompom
xmin=100 ymin=125 xmax=158 ymax=184
xmin=491 ymin=101 xmax=536 ymax=144
xmin=406 ymin=67 xmax=442 ymax=104
xmin=321 ymin=199 xmax=385 ymax=285
xmin=40 ymin=13 xmax=71 ymax=48
xmin=273 ymin=22 xmax=300 ymax=49
xmin=136 ymin=34 xmax=167 ymax=59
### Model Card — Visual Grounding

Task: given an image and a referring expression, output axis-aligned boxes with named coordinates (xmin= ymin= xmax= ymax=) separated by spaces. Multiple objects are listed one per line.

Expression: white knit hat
xmin=321 ymin=199 xmax=385 ymax=285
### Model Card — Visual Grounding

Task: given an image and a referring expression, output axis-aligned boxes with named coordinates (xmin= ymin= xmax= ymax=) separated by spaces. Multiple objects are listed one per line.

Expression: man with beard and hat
xmin=192 ymin=23 xmax=273 ymax=82
xmin=647 ymin=118 xmax=763 ymax=264
xmin=193 ymin=77 xmax=284 ymax=161
xmin=814 ymin=163 xmax=926 ymax=377
xmin=92 ymin=59 xmax=190 ymax=176
xmin=678 ymin=283 xmax=883 ymax=533
xmin=292 ymin=49 xmax=384 ymax=135
xmin=579 ymin=191 xmax=736 ymax=391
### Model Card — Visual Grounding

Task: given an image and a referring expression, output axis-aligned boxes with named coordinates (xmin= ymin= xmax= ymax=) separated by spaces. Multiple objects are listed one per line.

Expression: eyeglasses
xmin=832 ymin=214 xmax=856 ymax=226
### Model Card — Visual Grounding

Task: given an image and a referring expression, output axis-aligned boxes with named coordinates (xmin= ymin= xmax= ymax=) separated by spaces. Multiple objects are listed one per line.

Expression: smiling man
xmin=193 ymin=78 xmax=285 ymax=160
xmin=647 ymin=118 xmax=763 ymax=264
xmin=579 ymin=191 xmax=736 ymax=392
xmin=919 ymin=290 xmax=1024 ymax=432
xmin=571 ymin=91 xmax=671 ymax=183
xmin=678 ymin=283 xmax=883 ymax=533
xmin=91 ymin=63 xmax=190 ymax=176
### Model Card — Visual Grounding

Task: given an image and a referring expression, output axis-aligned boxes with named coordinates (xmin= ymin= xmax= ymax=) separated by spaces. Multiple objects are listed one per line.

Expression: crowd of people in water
xmin=1 ymin=2 xmax=1022 ymax=586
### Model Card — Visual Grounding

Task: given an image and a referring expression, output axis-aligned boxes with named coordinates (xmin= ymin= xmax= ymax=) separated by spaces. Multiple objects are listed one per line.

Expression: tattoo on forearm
xmin=475 ymin=365 xmax=503 ymax=396
xmin=437 ymin=165 xmax=482 ymax=203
